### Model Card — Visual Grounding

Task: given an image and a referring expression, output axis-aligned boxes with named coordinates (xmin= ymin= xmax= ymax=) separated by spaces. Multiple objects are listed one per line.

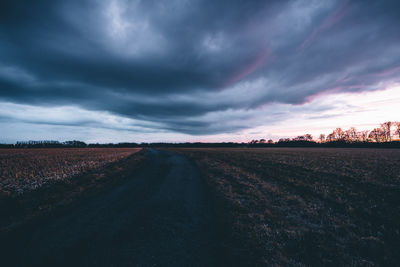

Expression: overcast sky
xmin=0 ymin=0 xmax=399 ymax=143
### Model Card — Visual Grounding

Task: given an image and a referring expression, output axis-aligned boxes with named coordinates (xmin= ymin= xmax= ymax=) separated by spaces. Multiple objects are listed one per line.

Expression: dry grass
xmin=0 ymin=148 xmax=141 ymax=196
xmin=173 ymin=148 xmax=400 ymax=266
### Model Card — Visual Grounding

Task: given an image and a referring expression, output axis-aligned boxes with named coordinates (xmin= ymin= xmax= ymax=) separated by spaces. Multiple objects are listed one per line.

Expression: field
xmin=0 ymin=148 xmax=141 ymax=196
xmin=172 ymin=148 xmax=400 ymax=266
xmin=1 ymin=147 xmax=399 ymax=265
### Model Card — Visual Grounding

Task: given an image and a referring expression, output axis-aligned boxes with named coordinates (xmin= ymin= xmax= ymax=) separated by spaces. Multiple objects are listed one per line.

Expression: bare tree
xmin=292 ymin=134 xmax=313 ymax=142
xmin=394 ymin=122 xmax=400 ymax=140
xmin=369 ymin=128 xmax=385 ymax=142
xmin=345 ymin=127 xmax=358 ymax=142
xmin=304 ymin=134 xmax=313 ymax=141
xmin=293 ymin=135 xmax=305 ymax=141
xmin=380 ymin=121 xmax=392 ymax=142
xmin=319 ymin=134 xmax=326 ymax=143
xmin=332 ymin=128 xmax=345 ymax=141
xmin=358 ymin=130 xmax=369 ymax=142
xmin=326 ymin=132 xmax=335 ymax=142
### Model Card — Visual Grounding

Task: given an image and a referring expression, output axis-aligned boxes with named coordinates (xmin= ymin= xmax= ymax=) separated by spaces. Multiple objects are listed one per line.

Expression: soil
xmin=173 ymin=147 xmax=400 ymax=266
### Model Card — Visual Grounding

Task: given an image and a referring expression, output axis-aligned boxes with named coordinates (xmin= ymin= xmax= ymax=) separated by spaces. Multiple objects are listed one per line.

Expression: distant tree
xmin=380 ymin=121 xmax=393 ymax=142
xmin=326 ymin=128 xmax=345 ymax=142
xmin=293 ymin=135 xmax=305 ymax=141
xmin=319 ymin=134 xmax=325 ymax=143
xmin=358 ymin=130 xmax=369 ymax=142
xmin=395 ymin=122 xmax=400 ymax=139
xmin=345 ymin=127 xmax=358 ymax=142
xmin=334 ymin=128 xmax=346 ymax=141
xmin=326 ymin=132 xmax=335 ymax=142
xmin=369 ymin=128 xmax=385 ymax=142
xmin=267 ymin=139 xmax=274 ymax=144
xmin=63 ymin=140 xmax=87 ymax=147
xmin=304 ymin=134 xmax=313 ymax=141
xmin=292 ymin=134 xmax=313 ymax=142
xmin=259 ymin=139 xmax=266 ymax=143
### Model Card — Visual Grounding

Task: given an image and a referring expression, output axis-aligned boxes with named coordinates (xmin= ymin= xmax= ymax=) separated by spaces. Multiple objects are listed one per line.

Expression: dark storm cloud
xmin=0 ymin=0 xmax=400 ymax=134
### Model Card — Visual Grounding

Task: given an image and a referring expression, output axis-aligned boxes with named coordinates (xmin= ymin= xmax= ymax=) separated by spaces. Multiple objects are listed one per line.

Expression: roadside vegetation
xmin=0 ymin=148 xmax=141 ymax=196
xmin=0 ymin=148 xmax=146 ymax=234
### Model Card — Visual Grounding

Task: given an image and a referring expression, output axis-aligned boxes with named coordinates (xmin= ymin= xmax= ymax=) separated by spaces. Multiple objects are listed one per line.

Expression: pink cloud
xmin=299 ymin=0 xmax=350 ymax=51
xmin=223 ymin=46 xmax=271 ymax=87
xmin=303 ymin=86 xmax=344 ymax=103
xmin=376 ymin=66 xmax=400 ymax=77
xmin=303 ymin=83 xmax=366 ymax=104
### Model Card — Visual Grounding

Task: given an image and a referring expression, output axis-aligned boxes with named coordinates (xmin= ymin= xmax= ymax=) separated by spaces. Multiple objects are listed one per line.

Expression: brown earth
xmin=0 ymin=148 xmax=141 ymax=196
xmin=171 ymin=147 xmax=400 ymax=266
xmin=0 ymin=148 xmax=145 ymax=233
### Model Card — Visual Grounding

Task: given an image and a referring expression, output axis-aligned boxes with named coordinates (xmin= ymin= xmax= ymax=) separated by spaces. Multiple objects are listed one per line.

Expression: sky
xmin=0 ymin=0 xmax=399 ymax=143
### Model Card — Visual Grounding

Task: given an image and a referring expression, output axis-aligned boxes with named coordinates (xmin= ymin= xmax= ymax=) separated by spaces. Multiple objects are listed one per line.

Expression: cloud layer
xmin=0 ymin=0 xmax=400 ymax=140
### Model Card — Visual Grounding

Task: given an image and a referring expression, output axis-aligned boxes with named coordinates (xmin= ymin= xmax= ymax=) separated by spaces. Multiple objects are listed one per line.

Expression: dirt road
xmin=1 ymin=149 xmax=223 ymax=266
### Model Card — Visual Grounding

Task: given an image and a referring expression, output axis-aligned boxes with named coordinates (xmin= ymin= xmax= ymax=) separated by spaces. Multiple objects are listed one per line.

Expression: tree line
xmin=289 ymin=121 xmax=400 ymax=144
xmin=246 ymin=121 xmax=400 ymax=145
xmin=1 ymin=122 xmax=399 ymax=149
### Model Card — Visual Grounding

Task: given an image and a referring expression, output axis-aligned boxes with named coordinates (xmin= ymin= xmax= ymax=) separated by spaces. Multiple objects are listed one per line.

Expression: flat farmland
xmin=172 ymin=148 xmax=400 ymax=266
xmin=0 ymin=148 xmax=141 ymax=196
